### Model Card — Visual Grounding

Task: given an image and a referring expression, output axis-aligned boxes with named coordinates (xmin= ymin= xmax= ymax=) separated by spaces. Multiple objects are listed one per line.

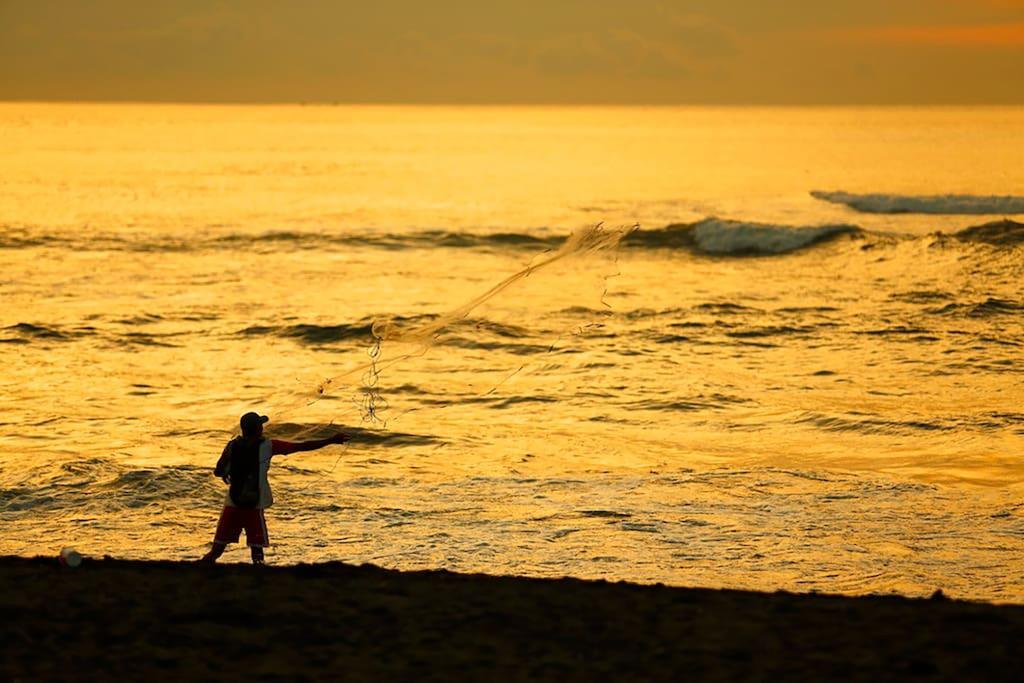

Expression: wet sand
xmin=2 ymin=556 xmax=1022 ymax=681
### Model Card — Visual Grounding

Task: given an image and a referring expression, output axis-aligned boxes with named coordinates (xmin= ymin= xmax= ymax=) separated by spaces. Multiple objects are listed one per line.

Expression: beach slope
xmin=2 ymin=556 xmax=1022 ymax=681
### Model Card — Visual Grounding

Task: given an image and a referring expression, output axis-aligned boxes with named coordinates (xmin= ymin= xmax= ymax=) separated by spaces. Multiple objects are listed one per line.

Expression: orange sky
xmin=836 ymin=21 xmax=1024 ymax=46
xmin=1 ymin=0 xmax=1022 ymax=104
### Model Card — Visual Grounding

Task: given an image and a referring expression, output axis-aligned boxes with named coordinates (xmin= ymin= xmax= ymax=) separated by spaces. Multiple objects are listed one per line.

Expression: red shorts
xmin=213 ymin=506 xmax=269 ymax=548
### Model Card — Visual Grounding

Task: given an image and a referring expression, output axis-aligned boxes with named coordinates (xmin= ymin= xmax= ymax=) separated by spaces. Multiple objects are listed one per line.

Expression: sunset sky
xmin=2 ymin=0 xmax=1023 ymax=104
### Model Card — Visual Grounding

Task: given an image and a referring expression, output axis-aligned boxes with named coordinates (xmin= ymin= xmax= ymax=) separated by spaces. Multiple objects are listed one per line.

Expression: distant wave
xmin=239 ymin=322 xmax=376 ymax=344
xmin=2 ymin=222 xmax=858 ymax=256
xmin=927 ymin=297 xmax=1024 ymax=318
xmin=212 ymin=230 xmax=558 ymax=251
xmin=6 ymin=217 xmax=1023 ymax=257
xmin=795 ymin=410 xmax=1024 ymax=437
xmin=627 ymin=219 xmax=861 ymax=255
xmin=953 ymin=219 xmax=1024 ymax=246
xmin=812 ymin=191 xmax=1024 ymax=215
xmin=795 ymin=412 xmax=956 ymax=436
xmin=0 ymin=226 xmax=561 ymax=254
xmin=0 ymin=322 xmax=181 ymax=347
xmin=239 ymin=316 xmax=535 ymax=350
xmin=268 ymin=423 xmax=444 ymax=447
xmin=1 ymin=322 xmax=72 ymax=342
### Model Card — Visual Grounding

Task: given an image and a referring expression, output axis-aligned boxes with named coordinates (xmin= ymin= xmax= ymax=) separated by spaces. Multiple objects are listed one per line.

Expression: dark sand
xmin=2 ymin=556 xmax=1022 ymax=681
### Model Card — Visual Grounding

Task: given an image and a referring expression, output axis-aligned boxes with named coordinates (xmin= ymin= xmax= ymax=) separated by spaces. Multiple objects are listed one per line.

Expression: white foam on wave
xmin=812 ymin=191 xmax=1024 ymax=215
xmin=690 ymin=219 xmax=857 ymax=255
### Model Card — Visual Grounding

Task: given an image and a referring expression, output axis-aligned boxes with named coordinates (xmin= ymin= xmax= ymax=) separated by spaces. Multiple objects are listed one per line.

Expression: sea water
xmin=1 ymin=104 xmax=1022 ymax=600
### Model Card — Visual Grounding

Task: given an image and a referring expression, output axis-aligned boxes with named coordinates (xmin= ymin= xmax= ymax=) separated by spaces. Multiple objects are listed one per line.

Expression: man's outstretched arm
xmin=271 ymin=433 xmax=347 ymax=456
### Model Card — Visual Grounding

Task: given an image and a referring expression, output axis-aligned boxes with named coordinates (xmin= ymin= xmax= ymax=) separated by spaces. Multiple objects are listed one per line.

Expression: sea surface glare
xmin=1 ymin=104 xmax=1023 ymax=601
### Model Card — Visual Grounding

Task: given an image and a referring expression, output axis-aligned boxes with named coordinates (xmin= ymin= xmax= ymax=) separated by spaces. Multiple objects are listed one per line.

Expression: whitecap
xmin=812 ymin=191 xmax=1024 ymax=215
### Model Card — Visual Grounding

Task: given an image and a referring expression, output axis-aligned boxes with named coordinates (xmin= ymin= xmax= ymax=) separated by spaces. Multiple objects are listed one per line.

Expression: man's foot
xmin=200 ymin=542 xmax=226 ymax=564
xmin=250 ymin=547 xmax=265 ymax=565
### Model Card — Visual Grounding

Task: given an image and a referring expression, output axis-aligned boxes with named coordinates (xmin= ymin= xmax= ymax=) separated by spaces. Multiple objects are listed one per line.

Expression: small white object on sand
xmin=59 ymin=548 xmax=82 ymax=568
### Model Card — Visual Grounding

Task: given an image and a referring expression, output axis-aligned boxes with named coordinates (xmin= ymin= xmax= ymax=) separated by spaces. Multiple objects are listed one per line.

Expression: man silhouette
xmin=200 ymin=412 xmax=347 ymax=564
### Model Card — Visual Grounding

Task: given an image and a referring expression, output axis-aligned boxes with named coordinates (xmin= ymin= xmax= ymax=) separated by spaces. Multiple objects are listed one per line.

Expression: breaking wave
xmin=812 ymin=191 xmax=1024 ymax=215
xmin=626 ymin=219 xmax=861 ymax=255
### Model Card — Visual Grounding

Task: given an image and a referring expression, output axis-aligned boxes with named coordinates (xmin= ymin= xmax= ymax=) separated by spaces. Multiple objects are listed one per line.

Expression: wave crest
xmin=628 ymin=219 xmax=860 ymax=255
xmin=812 ymin=191 xmax=1024 ymax=215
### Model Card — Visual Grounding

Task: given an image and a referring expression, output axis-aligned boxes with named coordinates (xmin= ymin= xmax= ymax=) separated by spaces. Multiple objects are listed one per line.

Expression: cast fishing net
xmin=250 ymin=223 xmax=634 ymax=475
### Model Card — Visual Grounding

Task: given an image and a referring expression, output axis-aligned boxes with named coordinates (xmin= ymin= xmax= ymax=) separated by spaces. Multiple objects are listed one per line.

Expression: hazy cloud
xmin=657 ymin=11 xmax=740 ymax=59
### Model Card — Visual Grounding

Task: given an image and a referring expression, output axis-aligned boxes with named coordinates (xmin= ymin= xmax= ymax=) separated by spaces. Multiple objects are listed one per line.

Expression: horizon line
xmin=3 ymin=98 xmax=1024 ymax=108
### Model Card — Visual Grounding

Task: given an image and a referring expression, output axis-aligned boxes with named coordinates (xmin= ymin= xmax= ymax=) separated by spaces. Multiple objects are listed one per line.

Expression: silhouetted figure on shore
xmin=200 ymin=412 xmax=346 ymax=564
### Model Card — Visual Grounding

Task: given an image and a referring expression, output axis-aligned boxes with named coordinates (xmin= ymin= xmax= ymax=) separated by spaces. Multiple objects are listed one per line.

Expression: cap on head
xmin=240 ymin=412 xmax=269 ymax=435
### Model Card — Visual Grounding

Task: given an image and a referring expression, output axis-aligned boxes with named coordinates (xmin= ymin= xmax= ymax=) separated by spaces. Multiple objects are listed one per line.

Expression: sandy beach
xmin=3 ymin=555 xmax=1023 ymax=681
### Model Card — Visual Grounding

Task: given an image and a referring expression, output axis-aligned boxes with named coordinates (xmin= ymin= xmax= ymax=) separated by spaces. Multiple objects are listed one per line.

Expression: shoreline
xmin=3 ymin=555 xmax=1023 ymax=681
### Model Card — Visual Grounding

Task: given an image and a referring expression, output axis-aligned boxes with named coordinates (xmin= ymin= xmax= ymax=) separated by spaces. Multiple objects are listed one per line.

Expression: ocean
xmin=2 ymin=103 xmax=1022 ymax=600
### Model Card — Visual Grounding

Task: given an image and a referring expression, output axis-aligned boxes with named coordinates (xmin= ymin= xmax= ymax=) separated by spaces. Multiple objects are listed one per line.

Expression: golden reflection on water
xmin=1 ymin=104 xmax=1023 ymax=600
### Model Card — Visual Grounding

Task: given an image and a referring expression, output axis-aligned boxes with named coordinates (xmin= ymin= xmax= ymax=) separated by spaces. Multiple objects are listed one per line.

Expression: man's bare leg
xmin=200 ymin=542 xmax=227 ymax=564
